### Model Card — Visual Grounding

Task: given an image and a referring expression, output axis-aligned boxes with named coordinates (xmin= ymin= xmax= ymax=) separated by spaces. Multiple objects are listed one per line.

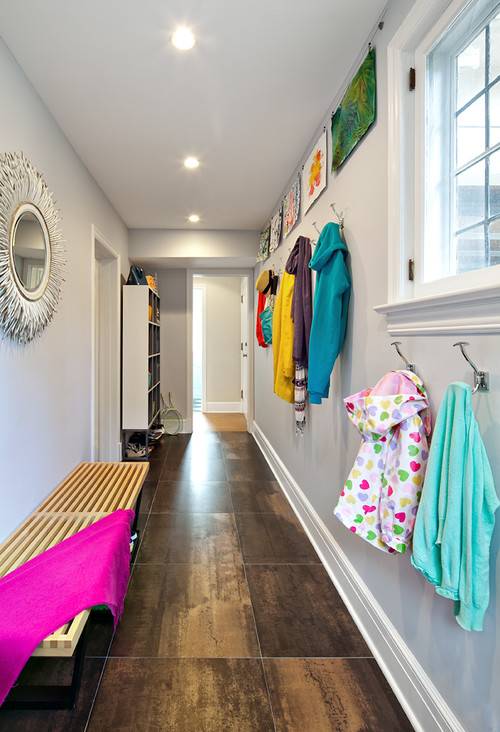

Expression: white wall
xmin=129 ymin=229 xmax=258 ymax=269
xmin=0 ymin=39 xmax=128 ymax=541
xmin=196 ymin=276 xmax=242 ymax=407
xmin=158 ymin=269 xmax=189 ymax=421
xmin=253 ymin=3 xmax=500 ymax=730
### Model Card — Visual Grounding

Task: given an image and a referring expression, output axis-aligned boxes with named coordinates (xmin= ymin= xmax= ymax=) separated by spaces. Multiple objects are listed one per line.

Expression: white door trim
xmin=90 ymin=225 xmax=121 ymax=461
xmin=186 ymin=269 xmax=254 ymax=433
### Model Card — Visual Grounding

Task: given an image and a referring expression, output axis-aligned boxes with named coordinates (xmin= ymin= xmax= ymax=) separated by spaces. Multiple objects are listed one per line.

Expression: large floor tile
xmin=222 ymin=441 xmax=266 ymax=461
xmin=0 ymin=657 xmax=104 ymax=732
xmin=166 ymin=440 xmax=224 ymax=462
xmin=137 ymin=512 xmax=242 ymax=564
xmin=111 ymin=563 xmax=259 ymax=657
xmin=264 ymin=658 xmax=413 ymax=732
xmin=137 ymin=479 xmax=157 ymax=515
xmin=230 ymin=480 xmax=294 ymax=515
xmin=152 ymin=480 xmax=232 ymax=513
xmin=88 ymin=658 xmax=274 ymax=732
xmin=225 ymin=458 xmax=275 ymax=481
xmin=218 ymin=431 xmax=255 ymax=445
xmin=246 ymin=564 xmax=371 ymax=657
xmin=235 ymin=511 xmax=319 ymax=563
xmin=161 ymin=458 xmax=227 ymax=482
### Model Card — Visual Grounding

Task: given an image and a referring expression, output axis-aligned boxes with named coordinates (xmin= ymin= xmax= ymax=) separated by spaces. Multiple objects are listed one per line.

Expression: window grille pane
xmin=455 ymin=159 xmax=485 ymax=228
xmin=455 ymin=223 xmax=487 ymax=272
xmin=489 ymin=148 xmax=500 ymax=215
xmin=489 ymin=80 xmax=500 ymax=146
xmin=489 ymin=218 xmax=500 ymax=264
xmin=456 ymin=94 xmax=486 ymax=167
xmin=489 ymin=12 xmax=500 ymax=81
xmin=457 ymin=30 xmax=486 ymax=108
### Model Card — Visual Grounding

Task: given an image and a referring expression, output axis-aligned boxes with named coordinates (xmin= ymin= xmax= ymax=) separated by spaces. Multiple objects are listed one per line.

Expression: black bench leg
xmin=129 ymin=489 xmax=143 ymax=562
xmin=3 ymin=623 xmax=88 ymax=711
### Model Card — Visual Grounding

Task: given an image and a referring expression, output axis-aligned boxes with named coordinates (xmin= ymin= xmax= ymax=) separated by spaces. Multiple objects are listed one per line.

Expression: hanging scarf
xmin=285 ymin=237 xmax=312 ymax=367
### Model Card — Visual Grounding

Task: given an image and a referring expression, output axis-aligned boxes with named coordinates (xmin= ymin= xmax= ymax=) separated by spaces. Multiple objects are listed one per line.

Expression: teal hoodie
xmin=308 ymin=222 xmax=351 ymax=404
xmin=411 ymin=382 xmax=499 ymax=631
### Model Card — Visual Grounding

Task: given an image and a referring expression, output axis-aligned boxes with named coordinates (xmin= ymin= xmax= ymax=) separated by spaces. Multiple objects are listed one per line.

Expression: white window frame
xmin=376 ymin=0 xmax=500 ymax=336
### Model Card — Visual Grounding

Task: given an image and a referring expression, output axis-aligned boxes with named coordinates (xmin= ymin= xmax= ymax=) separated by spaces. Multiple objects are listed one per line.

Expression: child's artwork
xmin=331 ymin=48 xmax=376 ymax=171
xmin=257 ymin=225 xmax=270 ymax=262
xmin=302 ymin=130 xmax=327 ymax=214
xmin=269 ymin=205 xmax=283 ymax=253
xmin=283 ymin=175 xmax=301 ymax=238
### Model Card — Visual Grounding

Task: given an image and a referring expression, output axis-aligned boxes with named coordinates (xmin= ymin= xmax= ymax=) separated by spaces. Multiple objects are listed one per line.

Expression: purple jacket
xmin=285 ymin=236 xmax=312 ymax=367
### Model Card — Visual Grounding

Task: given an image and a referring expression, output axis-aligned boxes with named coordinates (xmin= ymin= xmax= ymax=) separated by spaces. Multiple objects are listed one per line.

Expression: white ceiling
xmin=0 ymin=0 xmax=385 ymax=230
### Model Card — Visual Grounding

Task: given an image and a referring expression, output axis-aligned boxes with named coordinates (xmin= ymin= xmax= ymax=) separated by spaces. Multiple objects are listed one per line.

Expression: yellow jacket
xmin=273 ymin=271 xmax=295 ymax=403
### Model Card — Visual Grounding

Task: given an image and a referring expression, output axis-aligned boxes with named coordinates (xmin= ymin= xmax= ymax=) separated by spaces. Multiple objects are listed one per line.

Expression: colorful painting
xmin=257 ymin=225 xmax=270 ymax=262
xmin=269 ymin=205 xmax=283 ymax=253
xmin=283 ymin=175 xmax=301 ymax=238
xmin=331 ymin=48 xmax=376 ymax=171
xmin=302 ymin=130 xmax=327 ymax=214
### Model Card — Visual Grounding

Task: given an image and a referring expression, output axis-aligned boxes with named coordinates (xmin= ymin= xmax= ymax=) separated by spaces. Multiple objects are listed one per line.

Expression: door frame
xmin=90 ymin=225 xmax=121 ymax=461
xmin=186 ymin=269 xmax=254 ymax=433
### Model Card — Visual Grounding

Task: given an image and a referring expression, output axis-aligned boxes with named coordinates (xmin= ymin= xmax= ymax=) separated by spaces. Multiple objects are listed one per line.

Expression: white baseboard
xmin=253 ymin=421 xmax=466 ymax=732
xmin=180 ymin=418 xmax=192 ymax=434
xmin=205 ymin=401 xmax=242 ymax=413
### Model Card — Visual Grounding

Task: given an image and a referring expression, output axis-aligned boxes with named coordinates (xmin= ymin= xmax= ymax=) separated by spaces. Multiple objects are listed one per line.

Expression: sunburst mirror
xmin=0 ymin=152 xmax=65 ymax=343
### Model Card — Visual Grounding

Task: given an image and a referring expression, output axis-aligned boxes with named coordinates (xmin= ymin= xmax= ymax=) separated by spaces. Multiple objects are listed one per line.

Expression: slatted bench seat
xmin=0 ymin=461 xmax=148 ymax=710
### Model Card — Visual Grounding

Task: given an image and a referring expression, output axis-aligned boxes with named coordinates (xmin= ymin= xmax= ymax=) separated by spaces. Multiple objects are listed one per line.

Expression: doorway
xmin=91 ymin=226 xmax=121 ymax=460
xmin=189 ymin=272 xmax=252 ymax=433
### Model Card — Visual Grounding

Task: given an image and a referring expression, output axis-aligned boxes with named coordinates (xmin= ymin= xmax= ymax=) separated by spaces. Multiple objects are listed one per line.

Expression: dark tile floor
xmin=0 ymin=431 xmax=413 ymax=731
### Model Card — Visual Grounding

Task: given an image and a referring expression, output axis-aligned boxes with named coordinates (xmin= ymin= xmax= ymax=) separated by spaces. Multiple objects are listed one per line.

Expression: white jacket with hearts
xmin=334 ymin=370 xmax=431 ymax=554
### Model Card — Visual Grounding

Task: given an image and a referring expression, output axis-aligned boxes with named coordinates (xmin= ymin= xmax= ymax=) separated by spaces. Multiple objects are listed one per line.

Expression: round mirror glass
xmin=12 ymin=209 xmax=48 ymax=295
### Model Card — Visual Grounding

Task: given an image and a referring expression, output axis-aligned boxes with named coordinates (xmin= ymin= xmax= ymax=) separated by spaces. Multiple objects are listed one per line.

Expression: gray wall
xmin=253 ymin=2 xmax=500 ymax=730
xmin=196 ymin=276 xmax=242 ymax=405
xmin=0 ymin=38 xmax=129 ymax=541
xmin=158 ymin=269 xmax=188 ymax=420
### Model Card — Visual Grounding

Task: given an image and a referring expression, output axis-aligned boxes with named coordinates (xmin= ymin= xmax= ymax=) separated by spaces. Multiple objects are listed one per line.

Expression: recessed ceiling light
xmin=188 ymin=213 xmax=200 ymax=223
xmin=184 ymin=156 xmax=200 ymax=170
xmin=172 ymin=26 xmax=196 ymax=51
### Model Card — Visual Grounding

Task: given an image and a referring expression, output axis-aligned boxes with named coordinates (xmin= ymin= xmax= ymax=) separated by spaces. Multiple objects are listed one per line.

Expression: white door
xmin=240 ymin=277 xmax=249 ymax=414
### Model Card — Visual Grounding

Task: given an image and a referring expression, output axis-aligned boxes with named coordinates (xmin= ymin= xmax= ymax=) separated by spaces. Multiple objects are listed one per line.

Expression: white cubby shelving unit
xmin=122 ymin=284 xmax=161 ymax=460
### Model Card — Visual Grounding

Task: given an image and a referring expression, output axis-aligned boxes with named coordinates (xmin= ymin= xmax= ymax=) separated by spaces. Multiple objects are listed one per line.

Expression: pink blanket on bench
xmin=0 ymin=509 xmax=134 ymax=707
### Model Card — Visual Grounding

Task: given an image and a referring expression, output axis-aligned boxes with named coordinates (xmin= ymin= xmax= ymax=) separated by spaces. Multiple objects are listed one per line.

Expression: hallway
xmin=1 ymin=432 xmax=412 ymax=731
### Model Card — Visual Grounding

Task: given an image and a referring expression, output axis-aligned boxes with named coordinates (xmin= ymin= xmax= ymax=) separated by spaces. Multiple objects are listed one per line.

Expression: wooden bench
xmin=0 ymin=461 xmax=148 ymax=710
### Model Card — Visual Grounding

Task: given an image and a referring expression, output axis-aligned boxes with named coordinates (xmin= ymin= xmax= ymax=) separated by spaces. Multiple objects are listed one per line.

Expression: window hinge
xmin=241 ymin=295 xmax=244 ymax=303
xmin=409 ymin=67 xmax=416 ymax=92
xmin=240 ymin=341 xmax=243 ymax=351
xmin=240 ymin=389 xmax=243 ymax=399
xmin=408 ymin=258 xmax=415 ymax=281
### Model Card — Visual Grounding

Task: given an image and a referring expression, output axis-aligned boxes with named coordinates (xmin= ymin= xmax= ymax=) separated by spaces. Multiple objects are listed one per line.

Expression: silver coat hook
xmin=330 ymin=202 xmax=345 ymax=230
xmin=312 ymin=221 xmax=321 ymax=236
xmin=390 ymin=341 xmax=415 ymax=373
xmin=453 ymin=342 xmax=489 ymax=393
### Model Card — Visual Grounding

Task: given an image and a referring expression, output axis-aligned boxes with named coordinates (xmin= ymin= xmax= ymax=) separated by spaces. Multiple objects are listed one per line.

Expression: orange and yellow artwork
xmin=302 ymin=130 xmax=327 ymax=214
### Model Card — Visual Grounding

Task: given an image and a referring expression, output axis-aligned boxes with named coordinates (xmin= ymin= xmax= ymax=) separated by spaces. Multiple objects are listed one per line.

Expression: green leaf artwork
xmin=331 ymin=48 xmax=376 ymax=171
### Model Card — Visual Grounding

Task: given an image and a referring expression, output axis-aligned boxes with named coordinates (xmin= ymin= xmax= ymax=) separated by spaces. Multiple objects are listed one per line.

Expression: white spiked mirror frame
xmin=0 ymin=152 xmax=65 ymax=343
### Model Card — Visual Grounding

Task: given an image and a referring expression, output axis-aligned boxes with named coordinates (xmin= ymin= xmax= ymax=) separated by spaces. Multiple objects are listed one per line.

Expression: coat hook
xmin=330 ymin=202 xmax=345 ymax=230
xmin=390 ymin=341 xmax=415 ymax=373
xmin=452 ymin=342 xmax=489 ymax=393
xmin=312 ymin=221 xmax=321 ymax=236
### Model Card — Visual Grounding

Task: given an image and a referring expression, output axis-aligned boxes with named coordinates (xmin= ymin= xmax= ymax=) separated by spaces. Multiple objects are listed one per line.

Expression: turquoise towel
xmin=411 ymin=382 xmax=499 ymax=631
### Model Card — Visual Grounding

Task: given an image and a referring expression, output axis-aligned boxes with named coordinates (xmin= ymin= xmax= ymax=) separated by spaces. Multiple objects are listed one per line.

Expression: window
xmin=378 ymin=0 xmax=500 ymax=336
xmin=425 ymin=0 xmax=500 ymax=282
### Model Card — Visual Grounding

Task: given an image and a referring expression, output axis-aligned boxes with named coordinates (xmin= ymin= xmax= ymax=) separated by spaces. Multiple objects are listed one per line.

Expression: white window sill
xmin=374 ymin=283 xmax=500 ymax=336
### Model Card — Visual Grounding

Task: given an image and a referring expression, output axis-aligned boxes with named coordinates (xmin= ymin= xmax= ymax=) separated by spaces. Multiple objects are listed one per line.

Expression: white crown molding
xmin=253 ymin=421 xmax=467 ymax=732
xmin=374 ymin=284 xmax=500 ymax=335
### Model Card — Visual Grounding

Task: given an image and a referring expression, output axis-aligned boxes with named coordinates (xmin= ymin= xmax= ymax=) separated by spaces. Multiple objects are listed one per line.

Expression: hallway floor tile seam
xmin=83 ymin=467 xmax=163 ymax=732
xmin=89 ymin=654 xmax=376 ymax=660
xmin=226 ymin=461 xmax=279 ymax=732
